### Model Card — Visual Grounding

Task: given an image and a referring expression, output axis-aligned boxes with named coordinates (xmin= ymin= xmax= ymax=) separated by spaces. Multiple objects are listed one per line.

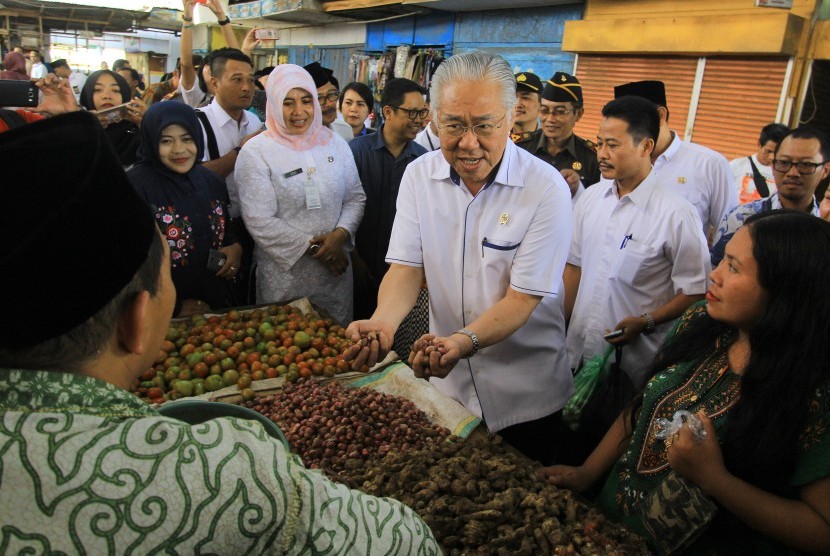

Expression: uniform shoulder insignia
xmin=579 ymin=137 xmax=597 ymax=151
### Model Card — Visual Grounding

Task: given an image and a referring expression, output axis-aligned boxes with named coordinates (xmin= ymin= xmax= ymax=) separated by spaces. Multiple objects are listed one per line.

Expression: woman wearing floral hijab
xmin=235 ymin=64 xmax=365 ymax=324
xmin=128 ymin=101 xmax=241 ymax=316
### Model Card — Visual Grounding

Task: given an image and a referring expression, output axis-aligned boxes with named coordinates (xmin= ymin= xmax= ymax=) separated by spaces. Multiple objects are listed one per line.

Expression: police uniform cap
xmin=542 ymin=72 xmax=583 ymax=104
xmin=515 ymin=72 xmax=542 ymax=94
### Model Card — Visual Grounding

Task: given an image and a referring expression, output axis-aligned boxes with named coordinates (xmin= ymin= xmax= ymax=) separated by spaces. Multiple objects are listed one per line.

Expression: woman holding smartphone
xmin=128 ymin=101 xmax=242 ymax=317
xmin=79 ymin=70 xmax=146 ymax=166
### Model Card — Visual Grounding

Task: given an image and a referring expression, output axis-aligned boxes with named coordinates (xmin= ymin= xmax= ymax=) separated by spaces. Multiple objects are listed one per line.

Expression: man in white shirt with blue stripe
xmin=564 ymin=96 xmax=710 ymax=389
xmin=346 ymin=51 xmax=574 ymax=464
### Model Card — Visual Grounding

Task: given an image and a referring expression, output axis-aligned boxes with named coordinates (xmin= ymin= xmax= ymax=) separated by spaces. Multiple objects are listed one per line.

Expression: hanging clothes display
xmin=348 ymin=47 xmax=446 ymax=103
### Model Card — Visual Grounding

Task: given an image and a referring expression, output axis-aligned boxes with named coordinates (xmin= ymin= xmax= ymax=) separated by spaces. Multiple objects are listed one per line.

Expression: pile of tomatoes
xmin=133 ymin=304 xmax=366 ymax=404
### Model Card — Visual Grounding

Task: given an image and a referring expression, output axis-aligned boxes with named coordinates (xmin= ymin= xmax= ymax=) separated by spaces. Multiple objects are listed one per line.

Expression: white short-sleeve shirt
xmin=566 ymin=171 xmax=711 ymax=385
xmin=178 ymin=79 xmax=210 ymax=108
xmin=597 ymin=132 xmax=736 ymax=234
xmin=386 ymin=142 xmax=574 ymax=433
xmin=198 ymin=99 xmax=261 ymax=218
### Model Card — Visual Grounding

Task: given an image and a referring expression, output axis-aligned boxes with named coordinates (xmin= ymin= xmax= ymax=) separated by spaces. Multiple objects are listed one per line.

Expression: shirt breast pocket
xmin=481 ymin=236 xmax=522 ymax=264
xmin=613 ymin=242 xmax=661 ymax=284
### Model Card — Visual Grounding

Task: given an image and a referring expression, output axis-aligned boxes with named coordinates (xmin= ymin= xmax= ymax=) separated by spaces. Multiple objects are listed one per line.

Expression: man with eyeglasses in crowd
xmin=349 ymin=78 xmax=428 ymax=321
xmin=710 ymin=127 xmax=830 ymax=266
xmin=346 ymin=51 xmax=574 ymax=465
xmin=517 ymin=72 xmax=600 ymax=194
xmin=303 ymin=62 xmax=353 ymax=142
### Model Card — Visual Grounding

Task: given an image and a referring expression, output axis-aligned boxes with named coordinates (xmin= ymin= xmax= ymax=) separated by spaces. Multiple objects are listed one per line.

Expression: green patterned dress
xmin=596 ymin=301 xmax=830 ymax=555
xmin=0 ymin=368 xmax=440 ymax=555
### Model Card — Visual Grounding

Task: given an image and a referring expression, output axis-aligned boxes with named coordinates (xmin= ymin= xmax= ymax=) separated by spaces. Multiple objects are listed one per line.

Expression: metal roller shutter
xmin=573 ymin=55 xmax=699 ymax=142
xmin=690 ymin=57 xmax=789 ymax=161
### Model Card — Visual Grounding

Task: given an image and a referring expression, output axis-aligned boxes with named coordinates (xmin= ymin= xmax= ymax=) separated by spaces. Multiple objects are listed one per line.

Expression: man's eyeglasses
xmin=317 ymin=90 xmax=340 ymax=104
xmin=437 ymin=115 xmax=506 ymax=139
xmin=389 ymin=105 xmax=430 ymax=121
xmin=539 ymin=106 xmax=574 ymax=118
xmin=772 ymin=159 xmax=827 ymax=175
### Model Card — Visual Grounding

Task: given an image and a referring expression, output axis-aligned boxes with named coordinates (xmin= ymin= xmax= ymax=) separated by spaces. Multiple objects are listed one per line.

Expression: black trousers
xmin=497 ymin=410 xmax=563 ymax=466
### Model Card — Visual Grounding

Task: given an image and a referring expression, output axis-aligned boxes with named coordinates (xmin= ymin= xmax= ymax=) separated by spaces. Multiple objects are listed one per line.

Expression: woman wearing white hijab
xmin=235 ymin=64 xmax=365 ymax=324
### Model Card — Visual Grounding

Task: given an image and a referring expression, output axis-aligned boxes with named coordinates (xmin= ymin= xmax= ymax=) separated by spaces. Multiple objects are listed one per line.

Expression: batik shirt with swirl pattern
xmin=0 ymin=368 xmax=440 ymax=554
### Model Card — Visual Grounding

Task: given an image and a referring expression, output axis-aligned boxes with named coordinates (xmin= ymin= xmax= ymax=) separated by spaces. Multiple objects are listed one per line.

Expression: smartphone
xmin=207 ymin=249 xmax=227 ymax=272
xmin=93 ymin=102 xmax=131 ymax=125
xmin=194 ymin=0 xmax=207 ymax=4
xmin=255 ymin=29 xmax=280 ymax=40
xmin=603 ymin=328 xmax=625 ymax=340
xmin=0 ymin=79 xmax=38 ymax=107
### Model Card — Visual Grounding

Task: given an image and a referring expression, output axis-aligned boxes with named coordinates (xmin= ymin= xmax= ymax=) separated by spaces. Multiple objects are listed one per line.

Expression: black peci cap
xmin=0 ymin=112 xmax=156 ymax=348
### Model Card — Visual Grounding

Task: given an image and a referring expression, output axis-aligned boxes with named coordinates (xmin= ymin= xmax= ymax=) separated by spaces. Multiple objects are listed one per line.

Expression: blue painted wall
xmin=365 ymin=13 xmax=455 ymax=51
xmin=452 ymin=4 xmax=583 ymax=80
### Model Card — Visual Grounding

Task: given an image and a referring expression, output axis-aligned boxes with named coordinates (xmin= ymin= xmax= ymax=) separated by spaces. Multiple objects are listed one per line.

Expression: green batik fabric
xmin=595 ymin=301 xmax=830 ymax=554
xmin=0 ymin=368 xmax=440 ymax=554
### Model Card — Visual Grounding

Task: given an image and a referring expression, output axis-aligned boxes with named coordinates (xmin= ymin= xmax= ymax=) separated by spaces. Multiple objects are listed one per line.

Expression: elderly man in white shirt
xmin=565 ymin=95 xmax=710 ymax=389
xmin=346 ymin=51 xmax=574 ymax=465
xmin=612 ymin=80 xmax=736 ymax=237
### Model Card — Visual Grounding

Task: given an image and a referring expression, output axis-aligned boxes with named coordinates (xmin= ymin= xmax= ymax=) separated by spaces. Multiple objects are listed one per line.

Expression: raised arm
xmin=179 ymin=0 xmax=197 ymax=91
xmin=205 ymin=0 xmax=239 ymax=49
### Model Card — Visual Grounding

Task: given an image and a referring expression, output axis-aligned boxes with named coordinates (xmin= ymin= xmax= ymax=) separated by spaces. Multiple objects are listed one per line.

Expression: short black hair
xmin=601 ymin=96 xmax=660 ymax=145
xmin=381 ymin=78 xmax=426 ymax=109
xmin=51 ymin=59 xmax=69 ymax=70
xmin=339 ymin=81 xmax=374 ymax=112
xmin=119 ymin=67 xmax=140 ymax=84
xmin=775 ymin=126 xmax=830 ymax=161
xmin=759 ymin=123 xmax=789 ymax=147
xmin=209 ymin=48 xmax=252 ymax=80
xmin=113 ymin=59 xmax=130 ymax=71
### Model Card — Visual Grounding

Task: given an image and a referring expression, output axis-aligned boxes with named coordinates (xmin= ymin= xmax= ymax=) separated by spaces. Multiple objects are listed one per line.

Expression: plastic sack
xmin=562 ymin=345 xmax=616 ymax=430
xmin=654 ymin=410 xmax=707 ymax=442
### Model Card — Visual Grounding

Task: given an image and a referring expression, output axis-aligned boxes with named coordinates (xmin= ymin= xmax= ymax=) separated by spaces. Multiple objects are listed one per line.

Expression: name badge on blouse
xmin=305 ymin=167 xmax=322 ymax=210
xmin=283 ymin=168 xmax=302 ymax=179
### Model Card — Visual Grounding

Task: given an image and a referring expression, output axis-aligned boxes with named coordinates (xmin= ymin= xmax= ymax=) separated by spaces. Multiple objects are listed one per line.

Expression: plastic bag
xmin=654 ymin=410 xmax=707 ymax=442
xmin=562 ymin=345 xmax=616 ymax=430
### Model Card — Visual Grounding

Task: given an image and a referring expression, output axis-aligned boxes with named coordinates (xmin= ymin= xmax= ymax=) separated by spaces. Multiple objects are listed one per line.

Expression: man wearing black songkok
xmin=303 ymin=61 xmax=354 ymax=142
xmin=0 ymin=112 xmax=439 ymax=552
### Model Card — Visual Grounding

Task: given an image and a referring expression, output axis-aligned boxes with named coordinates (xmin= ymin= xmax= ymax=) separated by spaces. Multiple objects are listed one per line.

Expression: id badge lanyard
xmin=302 ymin=151 xmax=322 ymax=211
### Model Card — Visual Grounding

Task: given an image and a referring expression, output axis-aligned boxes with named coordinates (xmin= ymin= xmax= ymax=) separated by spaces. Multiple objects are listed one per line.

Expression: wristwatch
xmin=453 ymin=328 xmax=480 ymax=358
xmin=641 ymin=313 xmax=656 ymax=335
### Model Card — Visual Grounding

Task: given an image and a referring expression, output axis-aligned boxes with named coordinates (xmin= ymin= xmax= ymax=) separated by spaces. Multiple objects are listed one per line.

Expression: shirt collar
xmin=205 ymin=99 xmax=248 ymax=129
xmin=768 ymin=192 xmax=821 ymax=216
xmin=0 ymin=368 xmax=158 ymax=417
xmin=432 ymin=139 xmax=525 ymax=189
xmin=657 ymin=130 xmax=682 ymax=163
xmin=604 ymin=168 xmax=658 ymax=206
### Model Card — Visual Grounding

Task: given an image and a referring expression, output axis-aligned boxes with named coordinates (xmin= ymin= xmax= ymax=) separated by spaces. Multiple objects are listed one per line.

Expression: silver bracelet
xmin=641 ymin=312 xmax=656 ymax=335
xmin=453 ymin=328 xmax=480 ymax=358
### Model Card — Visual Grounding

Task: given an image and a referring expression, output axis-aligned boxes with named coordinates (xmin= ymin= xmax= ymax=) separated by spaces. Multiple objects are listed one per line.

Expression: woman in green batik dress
xmin=541 ymin=210 xmax=830 ymax=555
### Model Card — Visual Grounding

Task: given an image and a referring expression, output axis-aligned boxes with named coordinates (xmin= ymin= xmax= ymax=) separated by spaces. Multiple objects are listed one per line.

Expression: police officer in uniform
xmin=510 ymin=72 xmax=542 ymax=144
xmin=517 ymin=71 xmax=600 ymax=188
